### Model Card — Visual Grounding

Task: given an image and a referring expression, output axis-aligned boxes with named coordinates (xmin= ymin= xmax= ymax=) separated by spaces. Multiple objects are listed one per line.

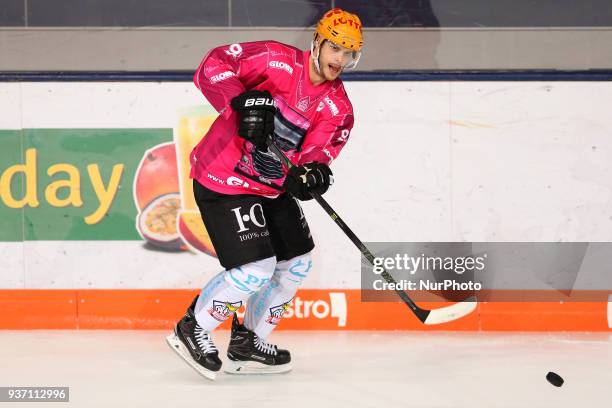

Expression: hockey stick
xmin=267 ymin=140 xmax=476 ymax=325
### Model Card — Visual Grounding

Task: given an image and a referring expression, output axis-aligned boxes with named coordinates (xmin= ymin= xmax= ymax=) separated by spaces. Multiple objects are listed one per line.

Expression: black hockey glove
xmin=283 ymin=162 xmax=333 ymax=201
xmin=230 ymin=90 xmax=276 ymax=150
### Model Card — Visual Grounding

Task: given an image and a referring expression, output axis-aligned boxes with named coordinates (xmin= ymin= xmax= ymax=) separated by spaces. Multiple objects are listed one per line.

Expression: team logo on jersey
xmin=209 ymin=300 xmax=243 ymax=322
xmin=266 ymin=299 xmax=293 ymax=325
xmin=269 ymin=60 xmax=294 ymax=75
xmin=297 ymin=97 xmax=310 ymax=112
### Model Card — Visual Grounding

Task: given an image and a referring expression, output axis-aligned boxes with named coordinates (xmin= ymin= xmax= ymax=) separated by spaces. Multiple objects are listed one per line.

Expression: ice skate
xmin=166 ymin=296 xmax=222 ymax=380
xmin=224 ymin=314 xmax=292 ymax=375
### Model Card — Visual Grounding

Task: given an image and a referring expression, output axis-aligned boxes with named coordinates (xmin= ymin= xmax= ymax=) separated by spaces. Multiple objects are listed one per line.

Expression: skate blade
xmin=165 ymin=332 xmax=217 ymax=381
xmin=223 ymin=359 xmax=292 ymax=375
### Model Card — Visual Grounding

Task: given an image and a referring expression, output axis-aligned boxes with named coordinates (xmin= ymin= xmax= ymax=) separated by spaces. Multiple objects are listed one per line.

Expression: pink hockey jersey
xmin=190 ymin=40 xmax=354 ymax=197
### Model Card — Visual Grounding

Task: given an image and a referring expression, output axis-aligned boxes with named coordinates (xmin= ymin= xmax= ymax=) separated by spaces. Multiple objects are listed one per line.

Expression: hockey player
xmin=167 ymin=8 xmax=363 ymax=379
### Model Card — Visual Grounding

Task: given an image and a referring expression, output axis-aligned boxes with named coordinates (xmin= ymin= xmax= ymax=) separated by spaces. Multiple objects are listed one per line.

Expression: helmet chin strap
xmin=310 ymin=39 xmax=322 ymax=74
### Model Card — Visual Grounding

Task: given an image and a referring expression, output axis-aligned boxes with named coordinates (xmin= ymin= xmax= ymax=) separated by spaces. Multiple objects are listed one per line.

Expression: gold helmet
xmin=312 ymin=8 xmax=364 ymax=71
xmin=316 ymin=8 xmax=363 ymax=51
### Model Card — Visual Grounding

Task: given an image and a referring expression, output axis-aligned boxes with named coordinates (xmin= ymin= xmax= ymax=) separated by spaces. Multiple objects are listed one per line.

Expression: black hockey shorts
xmin=193 ymin=179 xmax=315 ymax=270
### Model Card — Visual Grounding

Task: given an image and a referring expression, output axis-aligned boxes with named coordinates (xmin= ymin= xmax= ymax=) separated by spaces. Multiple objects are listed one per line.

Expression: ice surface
xmin=0 ymin=331 xmax=609 ymax=407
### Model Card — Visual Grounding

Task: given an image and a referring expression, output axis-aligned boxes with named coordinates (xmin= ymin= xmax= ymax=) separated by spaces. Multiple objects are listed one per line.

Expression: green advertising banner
xmin=0 ymin=129 xmax=172 ymax=241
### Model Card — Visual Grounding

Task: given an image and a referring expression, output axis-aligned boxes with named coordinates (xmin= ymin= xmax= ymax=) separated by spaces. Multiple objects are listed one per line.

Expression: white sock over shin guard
xmin=194 ymin=256 xmax=276 ymax=332
xmin=244 ymin=253 xmax=312 ymax=340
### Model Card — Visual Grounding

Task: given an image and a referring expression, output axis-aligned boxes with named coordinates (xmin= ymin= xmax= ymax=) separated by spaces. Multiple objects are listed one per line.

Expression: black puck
xmin=546 ymin=371 xmax=564 ymax=387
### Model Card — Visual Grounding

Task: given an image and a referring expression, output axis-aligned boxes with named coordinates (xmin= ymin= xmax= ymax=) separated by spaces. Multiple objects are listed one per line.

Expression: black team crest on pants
xmin=209 ymin=300 xmax=243 ymax=322
xmin=266 ymin=299 xmax=293 ymax=325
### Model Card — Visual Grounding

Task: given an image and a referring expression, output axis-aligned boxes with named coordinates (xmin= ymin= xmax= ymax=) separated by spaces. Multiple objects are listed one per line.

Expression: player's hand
xmin=231 ymin=90 xmax=276 ymax=150
xmin=283 ymin=162 xmax=333 ymax=201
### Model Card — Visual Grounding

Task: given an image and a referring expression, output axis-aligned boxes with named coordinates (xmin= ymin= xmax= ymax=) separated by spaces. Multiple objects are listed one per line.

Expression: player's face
xmin=318 ymin=41 xmax=357 ymax=80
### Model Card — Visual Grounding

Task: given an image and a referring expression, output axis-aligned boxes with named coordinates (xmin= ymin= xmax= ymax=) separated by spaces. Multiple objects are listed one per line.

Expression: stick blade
xmin=423 ymin=298 xmax=477 ymax=325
